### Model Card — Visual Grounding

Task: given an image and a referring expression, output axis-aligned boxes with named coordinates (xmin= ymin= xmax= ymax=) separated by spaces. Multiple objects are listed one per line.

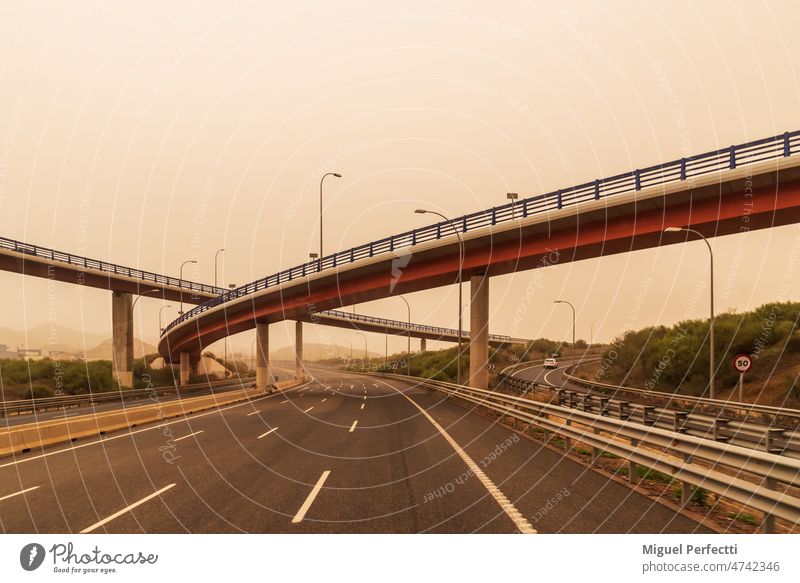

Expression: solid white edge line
xmin=349 ymin=420 xmax=358 ymax=432
xmin=393 ymin=384 xmax=537 ymax=534
xmin=79 ymin=484 xmax=176 ymax=534
xmin=291 ymin=470 xmax=330 ymax=524
xmin=173 ymin=430 xmax=204 ymax=442
xmin=0 ymin=485 xmax=39 ymax=502
xmin=258 ymin=427 xmax=278 ymax=439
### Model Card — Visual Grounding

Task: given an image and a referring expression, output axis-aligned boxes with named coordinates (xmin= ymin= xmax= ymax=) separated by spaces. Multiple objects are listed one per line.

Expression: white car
xmin=543 ymin=358 xmax=558 ymax=369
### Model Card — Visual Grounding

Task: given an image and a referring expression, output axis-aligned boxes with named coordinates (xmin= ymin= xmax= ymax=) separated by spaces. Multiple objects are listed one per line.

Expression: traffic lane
xmin=371 ymin=375 xmax=710 ymax=534
xmin=280 ymin=374 xmax=523 ymax=533
xmin=0 ymin=366 xmax=295 ymax=428
xmin=0 ymin=382 xmax=312 ymax=533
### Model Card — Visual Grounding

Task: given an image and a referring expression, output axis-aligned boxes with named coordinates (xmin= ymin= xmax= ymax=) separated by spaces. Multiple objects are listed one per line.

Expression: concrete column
xmin=111 ymin=291 xmax=134 ymax=389
xmin=469 ymin=273 xmax=490 ymax=390
xmin=295 ymin=321 xmax=304 ymax=380
xmin=180 ymin=352 xmax=190 ymax=386
xmin=420 ymin=338 xmax=427 ymax=352
xmin=256 ymin=321 xmax=270 ymax=391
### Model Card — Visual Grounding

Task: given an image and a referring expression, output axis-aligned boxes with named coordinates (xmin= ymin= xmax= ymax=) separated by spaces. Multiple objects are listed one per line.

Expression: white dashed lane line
xmin=174 ymin=430 xmax=204 ymax=442
xmin=246 ymin=410 xmax=262 ymax=417
xmin=258 ymin=427 xmax=279 ymax=439
xmin=291 ymin=471 xmax=331 ymax=524
xmin=349 ymin=420 xmax=358 ymax=432
xmin=303 ymin=407 xmax=314 ymax=413
xmin=0 ymin=486 xmax=39 ymax=502
xmin=79 ymin=484 xmax=176 ymax=534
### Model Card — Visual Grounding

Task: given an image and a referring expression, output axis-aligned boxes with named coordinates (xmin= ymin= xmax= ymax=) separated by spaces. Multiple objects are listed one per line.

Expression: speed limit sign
xmin=732 ymin=353 xmax=752 ymax=373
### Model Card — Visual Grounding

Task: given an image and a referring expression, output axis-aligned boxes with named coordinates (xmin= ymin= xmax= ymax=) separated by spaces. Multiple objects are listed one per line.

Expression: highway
xmin=0 ymin=369 xmax=707 ymax=533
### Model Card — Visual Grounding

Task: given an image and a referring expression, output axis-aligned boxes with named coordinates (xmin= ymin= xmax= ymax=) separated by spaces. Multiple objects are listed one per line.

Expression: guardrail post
xmin=766 ymin=428 xmax=785 ymax=454
xmin=556 ymin=189 xmax=562 ymax=209
xmin=762 ymin=476 xmax=777 ymax=533
xmin=628 ymin=438 xmax=638 ymax=483
xmin=634 ymin=170 xmax=641 ymax=190
xmin=713 ymin=418 xmax=730 ymax=442
xmin=783 ymin=132 xmax=790 ymax=157
xmin=594 ymin=179 xmax=600 ymax=200
xmin=680 ymin=158 xmax=687 ymax=180
xmin=681 ymin=453 xmax=693 ymax=506
xmin=674 ymin=411 xmax=688 ymax=433
xmin=729 ymin=145 xmax=737 ymax=169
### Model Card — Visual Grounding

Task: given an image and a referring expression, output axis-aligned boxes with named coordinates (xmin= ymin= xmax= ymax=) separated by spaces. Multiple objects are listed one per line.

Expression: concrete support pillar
xmin=420 ymin=338 xmax=427 ymax=352
xmin=111 ymin=291 xmax=134 ymax=389
xmin=180 ymin=352 xmax=190 ymax=386
xmin=295 ymin=321 xmax=304 ymax=380
xmin=256 ymin=321 xmax=270 ymax=391
xmin=469 ymin=273 xmax=490 ymax=390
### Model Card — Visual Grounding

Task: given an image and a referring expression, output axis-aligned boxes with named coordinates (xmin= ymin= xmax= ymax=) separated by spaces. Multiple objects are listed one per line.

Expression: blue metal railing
xmin=0 ymin=236 xmax=224 ymax=296
xmin=162 ymin=130 xmax=800 ymax=336
xmin=318 ymin=309 xmax=515 ymax=342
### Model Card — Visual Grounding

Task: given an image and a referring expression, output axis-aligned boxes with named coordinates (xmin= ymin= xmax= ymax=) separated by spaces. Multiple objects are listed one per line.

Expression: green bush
xmin=23 ymin=384 xmax=55 ymax=399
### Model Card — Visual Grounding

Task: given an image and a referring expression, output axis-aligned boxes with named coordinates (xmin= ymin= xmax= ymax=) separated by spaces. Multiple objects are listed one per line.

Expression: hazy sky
xmin=0 ymin=1 xmax=798 ymax=356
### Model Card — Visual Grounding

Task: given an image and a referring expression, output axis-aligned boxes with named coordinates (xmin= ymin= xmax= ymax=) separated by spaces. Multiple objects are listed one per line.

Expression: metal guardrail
xmin=497 ymin=373 xmax=800 ymax=459
xmin=0 ymin=377 xmax=255 ymax=417
xmin=163 ymin=130 xmax=800 ymax=335
xmin=0 ymin=236 xmax=224 ymax=296
xmin=560 ymin=369 xmax=800 ymax=427
xmin=385 ymin=374 xmax=800 ymax=531
xmin=317 ymin=309 xmax=522 ymax=343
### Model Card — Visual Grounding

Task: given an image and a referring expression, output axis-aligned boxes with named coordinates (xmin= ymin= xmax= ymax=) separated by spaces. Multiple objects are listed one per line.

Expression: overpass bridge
xmin=160 ymin=130 xmax=800 ymax=392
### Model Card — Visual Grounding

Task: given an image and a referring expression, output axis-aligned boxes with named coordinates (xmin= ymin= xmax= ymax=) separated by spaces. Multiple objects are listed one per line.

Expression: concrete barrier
xmin=0 ymin=377 xmax=308 ymax=458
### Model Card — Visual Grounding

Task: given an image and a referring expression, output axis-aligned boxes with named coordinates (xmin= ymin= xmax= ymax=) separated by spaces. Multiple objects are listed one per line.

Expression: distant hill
xmin=270 ymin=342 xmax=382 ymax=362
xmin=0 ymin=324 xmax=155 ymax=360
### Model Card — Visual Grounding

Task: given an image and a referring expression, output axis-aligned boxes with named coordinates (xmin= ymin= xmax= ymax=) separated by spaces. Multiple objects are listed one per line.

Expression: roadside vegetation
xmin=583 ymin=302 xmax=800 ymax=405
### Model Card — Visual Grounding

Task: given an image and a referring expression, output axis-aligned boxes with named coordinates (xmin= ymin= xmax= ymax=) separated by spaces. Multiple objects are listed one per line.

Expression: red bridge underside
xmin=163 ymin=176 xmax=800 ymax=359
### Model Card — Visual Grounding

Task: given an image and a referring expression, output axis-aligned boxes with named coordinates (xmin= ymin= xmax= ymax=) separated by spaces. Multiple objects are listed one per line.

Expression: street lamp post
xmin=399 ymin=295 xmax=411 ymax=375
xmin=319 ymin=172 xmax=342 ymax=259
xmin=507 ymin=192 xmax=519 ymax=219
xmin=554 ymin=300 xmax=576 ymax=368
xmin=415 ymin=209 xmax=464 ymax=385
xmin=132 ymin=289 xmax=160 ymax=311
xmin=179 ymin=259 xmax=198 ymax=315
xmin=214 ymin=248 xmax=225 ymax=289
xmin=309 ymin=252 xmax=319 ymax=273
xmin=357 ymin=332 xmax=367 ymax=361
xmin=665 ymin=226 xmax=716 ymax=398
xmin=158 ymin=305 xmax=172 ymax=335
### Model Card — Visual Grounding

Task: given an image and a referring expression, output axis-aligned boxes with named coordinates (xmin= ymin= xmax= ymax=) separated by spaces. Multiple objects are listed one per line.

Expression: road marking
xmin=362 ymin=396 xmax=366 ymax=400
xmin=280 ymin=400 xmax=288 ymax=404
xmin=303 ymin=407 xmax=314 ymax=413
xmin=0 ymin=486 xmax=39 ymax=502
xmin=360 ymin=404 xmax=365 ymax=410
xmin=247 ymin=410 xmax=262 ymax=416
xmin=387 ymin=380 xmax=537 ymax=534
xmin=80 ymin=484 xmax=176 ymax=534
xmin=258 ymin=427 xmax=279 ymax=439
xmin=174 ymin=430 xmax=204 ymax=442
xmin=291 ymin=471 xmax=330 ymax=524
xmin=0 ymin=379 xmax=315 ymax=470
xmin=349 ymin=420 xmax=358 ymax=432
xmin=321 ymin=398 xmax=327 ymax=403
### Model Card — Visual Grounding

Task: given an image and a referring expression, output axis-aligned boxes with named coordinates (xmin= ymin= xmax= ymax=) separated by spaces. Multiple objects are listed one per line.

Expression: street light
xmin=158 ymin=305 xmax=172 ymax=335
xmin=309 ymin=252 xmax=319 ymax=273
xmin=319 ymin=172 xmax=342 ymax=259
xmin=399 ymin=295 xmax=411 ymax=375
xmin=179 ymin=259 xmax=198 ymax=315
xmin=554 ymin=300 xmax=576 ymax=368
xmin=132 ymin=289 xmax=160 ymax=311
xmin=665 ymin=226 xmax=716 ymax=398
xmin=343 ymin=338 xmax=353 ymax=361
xmin=507 ymin=192 xmax=519 ymax=219
xmin=415 ymin=208 xmax=464 ymax=385
xmin=214 ymin=248 xmax=225 ymax=289
xmin=356 ymin=332 xmax=367 ymax=361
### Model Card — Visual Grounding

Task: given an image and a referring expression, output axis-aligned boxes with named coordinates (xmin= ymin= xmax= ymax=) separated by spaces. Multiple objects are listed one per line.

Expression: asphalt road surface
xmin=0 ymin=367 xmax=707 ymax=533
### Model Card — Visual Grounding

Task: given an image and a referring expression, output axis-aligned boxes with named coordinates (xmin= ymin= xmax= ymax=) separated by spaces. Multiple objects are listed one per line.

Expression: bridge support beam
xmin=180 ymin=352 xmax=190 ymax=386
xmin=295 ymin=321 xmax=304 ymax=380
xmin=420 ymin=338 xmax=426 ymax=352
xmin=469 ymin=273 xmax=490 ymax=390
xmin=256 ymin=321 xmax=270 ymax=392
xmin=111 ymin=291 xmax=134 ymax=389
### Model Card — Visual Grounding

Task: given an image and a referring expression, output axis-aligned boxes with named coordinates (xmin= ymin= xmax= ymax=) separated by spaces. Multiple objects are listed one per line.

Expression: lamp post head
xmin=414 ymin=209 xmax=427 ymax=214
xmin=333 ymin=173 xmax=342 ymax=178
xmin=309 ymin=253 xmax=319 ymax=259
xmin=664 ymin=227 xmax=684 ymax=233
xmin=507 ymin=192 xmax=519 ymax=200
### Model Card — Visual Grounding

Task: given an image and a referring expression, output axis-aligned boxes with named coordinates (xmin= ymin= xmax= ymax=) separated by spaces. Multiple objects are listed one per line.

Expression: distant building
xmin=17 ymin=347 xmax=43 ymax=360
xmin=0 ymin=344 xmax=17 ymax=359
